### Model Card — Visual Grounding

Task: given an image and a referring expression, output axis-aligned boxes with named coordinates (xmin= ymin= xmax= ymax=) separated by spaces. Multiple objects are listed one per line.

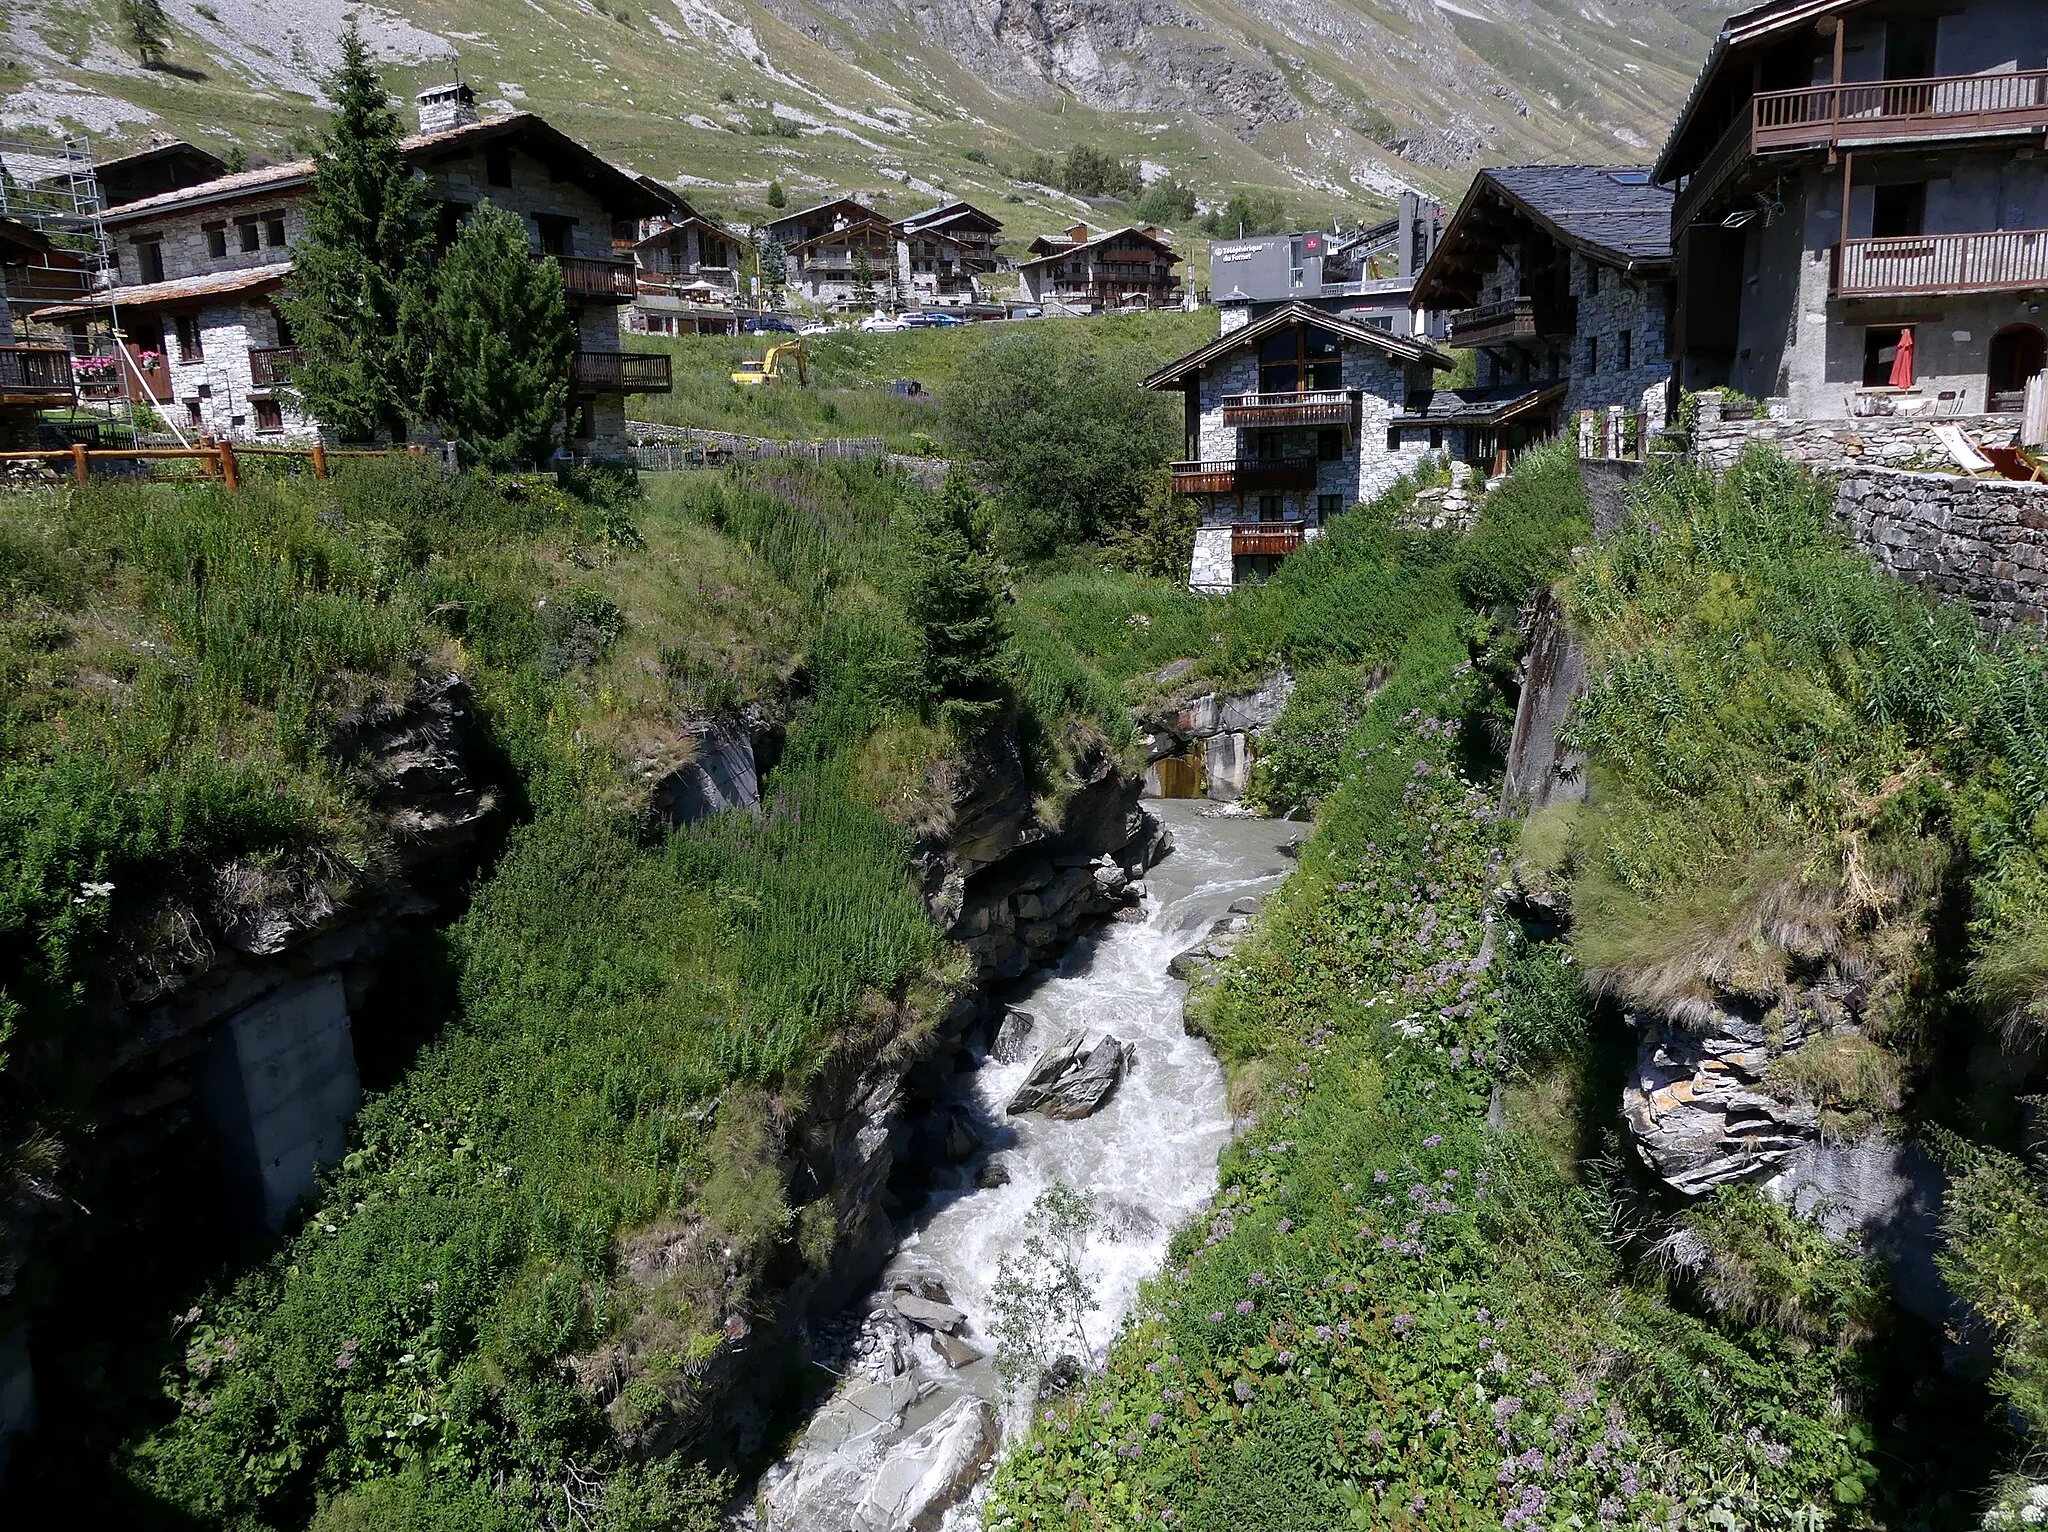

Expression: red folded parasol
xmin=1888 ymin=327 xmax=1915 ymax=389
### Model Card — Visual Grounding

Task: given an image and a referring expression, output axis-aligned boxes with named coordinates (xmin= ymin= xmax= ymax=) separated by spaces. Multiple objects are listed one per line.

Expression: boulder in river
xmin=892 ymin=1292 xmax=966 ymax=1333
xmin=974 ymin=1157 xmax=1012 ymax=1189
xmin=851 ymin=1395 xmax=1000 ymax=1532
xmin=1005 ymin=1029 xmax=1132 ymax=1119
xmin=989 ymin=1007 xmax=1037 ymax=1062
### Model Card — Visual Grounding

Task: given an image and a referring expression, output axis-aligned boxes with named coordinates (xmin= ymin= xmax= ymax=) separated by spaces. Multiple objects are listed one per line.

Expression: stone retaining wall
xmin=1690 ymin=391 xmax=2019 ymax=475
xmin=1837 ymin=467 xmax=2048 ymax=629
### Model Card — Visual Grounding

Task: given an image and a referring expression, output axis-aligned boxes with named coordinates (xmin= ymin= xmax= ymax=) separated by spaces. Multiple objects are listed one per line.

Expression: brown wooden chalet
xmin=764 ymin=196 xmax=898 ymax=308
xmin=1019 ymin=223 xmax=1182 ymax=312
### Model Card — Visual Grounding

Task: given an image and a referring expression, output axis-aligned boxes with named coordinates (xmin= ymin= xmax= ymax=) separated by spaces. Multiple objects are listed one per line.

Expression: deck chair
xmin=1933 ymin=424 xmax=1997 ymax=476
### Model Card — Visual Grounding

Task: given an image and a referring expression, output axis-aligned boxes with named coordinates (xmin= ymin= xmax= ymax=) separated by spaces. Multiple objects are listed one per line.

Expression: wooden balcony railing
xmin=248 ymin=346 xmax=301 ymax=389
xmin=0 ymin=345 xmax=75 ymax=401
xmin=1221 ymin=389 xmax=1356 ymax=428
xmin=1676 ymin=70 xmax=2048 ymax=229
xmin=1756 ymin=69 xmax=2048 ymax=153
xmin=1231 ymin=522 xmax=1306 ymax=558
xmin=571 ymin=350 xmax=673 ymax=394
xmin=547 ymin=253 xmax=637 ymax=302
xmin=1169 ymin=456 xmax=1318 ymax=495
xmin=1447 ymin=295 xmax=1575 ymax=348
xmin=1836 ymin=229 xmax=2048 ymax=298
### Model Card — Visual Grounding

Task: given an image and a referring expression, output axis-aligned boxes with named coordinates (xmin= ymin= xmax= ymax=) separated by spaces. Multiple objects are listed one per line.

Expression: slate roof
xmin=31 ymin=261 xmax=292 ymax=318
xmin=1018 ymin=225 xmax=1181 ymax=272
xmin=1479 ymin=167 xmax=1673 ymax=265
xmin=1143 ymin=300 xmax=1449 ymax=390
xmin=1412 ymin=165 xmax=1672 ymax=312
xmin=1655 ymin=0 xmax=1863 ymax=182
xmin=102 ymin=114 xmax=675 ymax=224
xmin=1393 ymin=380 xmax=1568 ymax=427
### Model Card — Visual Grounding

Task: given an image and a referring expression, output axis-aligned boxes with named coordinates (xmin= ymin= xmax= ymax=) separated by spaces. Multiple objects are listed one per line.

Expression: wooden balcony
xmin=1676 ymin=70 xmax=2048 ymax=230
xmin=1756 ymin=69 xmax=2048 ymax=154
xmin=1447 ymin=295 xmax=1575 ymax=349
xmin=0 ymin=345 xmax=74 ymax=405
xmin=548 ymin=253 xmax=637 ymax=303
xmin=1231 ymin=523 xmax=1306 ymax=558
xmin=1836 ymin=230 xmax=2048 ymax=298
xmin=248 ymin=346 xmax=301 ymax=389
xmin=1170 ymin=456 xmax=1317 ymax=495
xmin=1221 ymin=389 xmax=1356 ymax=428
xmin=571 ymin=350 xmax=672 ymax=394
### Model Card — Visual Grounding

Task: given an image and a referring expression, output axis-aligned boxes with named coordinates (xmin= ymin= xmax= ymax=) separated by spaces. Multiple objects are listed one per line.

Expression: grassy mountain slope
xmin=4 ymin=0 xmax=1721 ymax=252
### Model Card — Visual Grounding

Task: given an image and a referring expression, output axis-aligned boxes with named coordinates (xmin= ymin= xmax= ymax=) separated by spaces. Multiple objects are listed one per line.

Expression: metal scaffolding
xmin=0 ymin=133 xmax=142 ymax=444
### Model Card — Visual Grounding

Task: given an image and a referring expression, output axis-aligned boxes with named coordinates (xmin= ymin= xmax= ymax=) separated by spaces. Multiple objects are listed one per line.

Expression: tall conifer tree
xmin=421 ymin=202 xmax=573 ymax=468
xmin=902 ymin=468 xmax=1009 ymax=736
xmin=277 ymin=28 xmax=433 ymax=443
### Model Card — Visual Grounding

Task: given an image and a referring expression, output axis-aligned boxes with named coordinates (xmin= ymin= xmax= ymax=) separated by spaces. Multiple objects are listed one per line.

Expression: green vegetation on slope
xmin=0 ymin=439 xmax=1157 ymax=1526
xmin=628 ymin=310 xmax=1213 ymax=454
xmin=989 ymin=457 xmax=1888 ymax=1530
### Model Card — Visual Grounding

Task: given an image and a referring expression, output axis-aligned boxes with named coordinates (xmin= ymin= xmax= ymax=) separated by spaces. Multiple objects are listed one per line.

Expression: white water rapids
xmin=752 ymin=801 xmax=1299 ymax=1530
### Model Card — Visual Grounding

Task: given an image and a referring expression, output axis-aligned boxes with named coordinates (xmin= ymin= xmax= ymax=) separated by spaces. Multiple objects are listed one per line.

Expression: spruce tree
xmin=902 ymin=469 xmax=1009 ymax=736
xmin=118 ymin=0 xmax=171 ymax=67
xmin=420 ymin=202 xmax=573 ymax=468
xmin=766 ymin=178 xmax=787 ymax=208
xmin=276 ymin=27 xmax=434 ymax=443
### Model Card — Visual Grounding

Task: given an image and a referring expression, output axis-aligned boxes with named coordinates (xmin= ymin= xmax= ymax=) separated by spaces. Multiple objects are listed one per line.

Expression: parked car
xmin=745 ymin=314 xmax=798 ymax=333
xmin=798 ymin=322 xmax=837 ymax=337
xmin=860 ymin=314 xmax=909 ymax=333
xmin=905 ymin=311 xmax=964 ymax=327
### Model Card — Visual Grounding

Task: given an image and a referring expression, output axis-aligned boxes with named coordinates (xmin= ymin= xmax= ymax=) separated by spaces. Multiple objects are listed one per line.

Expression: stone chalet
xmin=763 ymin=196 xmax=898 ymax=309
xmin=1411 ymin=165 xmax=1676 ymax=449
xmin=0 ymin=218 xmax=78 ymax=445
xmin=35 ymin=85 xmax=676 ymax=458
xmin=627 ymin=206 xmax=745 ymax=335
xmin=894 ymin=200 xmax=1004 ymax=307
xmin=1019 ymin=223 xmax=1183 ymax=313
xmin=1658 ymin=0 xmax=2048 ymax=421
xmin=1144 ymin=301 xmax=1453 ymax=594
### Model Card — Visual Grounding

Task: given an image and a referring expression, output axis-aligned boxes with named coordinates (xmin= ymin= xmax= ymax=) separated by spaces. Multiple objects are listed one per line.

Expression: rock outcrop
xmin=1140 ymin=669 xmax=1293 ymax=802
xmin=1005 ymin=1029 xmax=1133 ymax=1119
xmin=1622 ymin=1004 xmax=1820 ymax=1195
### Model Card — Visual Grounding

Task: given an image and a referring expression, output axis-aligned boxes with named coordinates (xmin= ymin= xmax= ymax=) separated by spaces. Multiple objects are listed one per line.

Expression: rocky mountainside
xmin=1 ymin=0 xmax=1722 ymax=233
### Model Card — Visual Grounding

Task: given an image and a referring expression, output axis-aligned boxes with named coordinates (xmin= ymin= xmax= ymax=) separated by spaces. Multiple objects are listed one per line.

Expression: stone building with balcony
xmin=1659 ymin=0 xmax=2048 ymax=420
xmin=34 ymin=86 xmax=674 ymax=457
xmin=1411 ymin=165 xmax=1675 ymax=449
xmin=894 ymin=200 xmax=1003 ymax=306
xmin=1143 ymin=301 xmax=1452 ymax=593
xmin=628 ymin=207 xmax=744 ymax=335
xmin=1020 ymin=223 xmax=1183 ymax=313
xmin=764 ymin=197 xmax=899 ymax=310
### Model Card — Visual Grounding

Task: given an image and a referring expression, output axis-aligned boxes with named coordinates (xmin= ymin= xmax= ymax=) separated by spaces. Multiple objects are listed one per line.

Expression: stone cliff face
xmin=612 ymin=723 xmax=1169 ymax=1466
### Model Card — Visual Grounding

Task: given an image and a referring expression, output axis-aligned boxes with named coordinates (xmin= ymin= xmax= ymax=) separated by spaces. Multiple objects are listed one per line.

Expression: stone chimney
xmin=416 ymin=82 xmax=479 ymax=134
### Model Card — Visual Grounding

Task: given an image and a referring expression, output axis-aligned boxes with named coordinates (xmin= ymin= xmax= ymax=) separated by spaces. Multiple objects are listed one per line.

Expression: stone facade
xmin=1837 ymin=466 xmax=2048 ymax=629
xmin=89 ymin=109 xmax=656 ymax=457
xmin=1567 ymin=251 xmax=1671 ymax=418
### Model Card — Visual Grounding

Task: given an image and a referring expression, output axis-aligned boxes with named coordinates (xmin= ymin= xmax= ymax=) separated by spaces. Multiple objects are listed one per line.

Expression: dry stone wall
xmin=1689 ymin=391 xmax=2020 ymax=474
xmin=1837 ymin=467 xmax=2048 ymax=630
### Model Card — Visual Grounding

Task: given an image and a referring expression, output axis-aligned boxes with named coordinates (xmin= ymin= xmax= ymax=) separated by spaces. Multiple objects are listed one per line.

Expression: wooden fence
xmin=0 ymin=441 xmax=426 ymax=489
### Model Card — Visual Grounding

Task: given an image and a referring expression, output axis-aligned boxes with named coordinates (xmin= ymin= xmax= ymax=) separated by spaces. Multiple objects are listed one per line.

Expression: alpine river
xmin=752 ymin=800 xmax=1299 ymax=1530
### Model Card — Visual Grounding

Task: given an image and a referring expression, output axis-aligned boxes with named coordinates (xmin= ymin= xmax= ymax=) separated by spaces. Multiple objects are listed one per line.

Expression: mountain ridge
xmin=1 ymin=0 xmax=1725 ymax=239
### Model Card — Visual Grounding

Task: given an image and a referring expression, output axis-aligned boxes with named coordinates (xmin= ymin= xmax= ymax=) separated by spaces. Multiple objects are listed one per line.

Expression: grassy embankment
xmin=989 ymin=445 xmax=2048 ymax=1530
xmin=625 ymin=309 xmax=1213 ymax=452
xmin=0 ymin=449 xmax=1138 ymax=1529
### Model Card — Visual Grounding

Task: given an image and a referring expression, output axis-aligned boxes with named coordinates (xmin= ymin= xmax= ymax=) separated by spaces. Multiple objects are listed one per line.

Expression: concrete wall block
xmin=195 ymin=972 xmax=361 ymax=1231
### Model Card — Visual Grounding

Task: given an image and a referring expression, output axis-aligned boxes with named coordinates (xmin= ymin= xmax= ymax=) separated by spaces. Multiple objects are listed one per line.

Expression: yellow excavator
xmin=730 ymin=339 xmax=808 ymax=387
